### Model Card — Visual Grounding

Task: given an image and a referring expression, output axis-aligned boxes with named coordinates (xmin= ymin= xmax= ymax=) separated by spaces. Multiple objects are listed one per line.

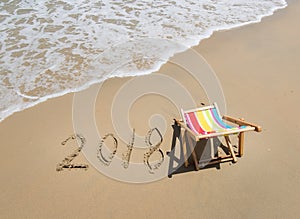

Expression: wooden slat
xmin=223 ymin=115 xmax=262 ymax=132
xmin=182 ymin=105 xmax=214 ymax=114
xmin=224 ymin=136 xmax=237 ymax=163
xmin=180 ymin=108 xmax=187 ymax=124
xmin=238 ymin=132 xmax=245 ymax=157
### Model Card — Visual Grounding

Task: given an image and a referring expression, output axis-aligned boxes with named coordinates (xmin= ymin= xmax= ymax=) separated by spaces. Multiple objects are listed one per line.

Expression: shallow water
xmin=0 ymin=0 xmax=287 ymax=122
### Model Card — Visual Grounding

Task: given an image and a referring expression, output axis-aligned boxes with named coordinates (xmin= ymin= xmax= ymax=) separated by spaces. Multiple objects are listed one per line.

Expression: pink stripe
xmin=186 ymin=112 xmax=206 ymax=134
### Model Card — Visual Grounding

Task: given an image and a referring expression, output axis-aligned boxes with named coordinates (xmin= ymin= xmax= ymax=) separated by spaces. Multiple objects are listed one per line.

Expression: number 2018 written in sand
xmin=56 ymin=128 xmax=164 ymax=173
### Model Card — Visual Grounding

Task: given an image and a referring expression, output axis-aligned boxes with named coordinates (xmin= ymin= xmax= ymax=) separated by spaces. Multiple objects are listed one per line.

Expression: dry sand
xmin=1 ymin=0 xmax=299 ymax=218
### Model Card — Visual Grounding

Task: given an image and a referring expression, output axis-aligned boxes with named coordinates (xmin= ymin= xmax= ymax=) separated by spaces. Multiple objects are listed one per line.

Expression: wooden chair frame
xmin=175 ymin=103 xmax=262 ymax=171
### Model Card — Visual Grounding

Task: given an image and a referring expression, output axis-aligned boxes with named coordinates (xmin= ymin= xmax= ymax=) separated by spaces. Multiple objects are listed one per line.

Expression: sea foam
xmin=0 ymin=0 xmax=287 ymax=122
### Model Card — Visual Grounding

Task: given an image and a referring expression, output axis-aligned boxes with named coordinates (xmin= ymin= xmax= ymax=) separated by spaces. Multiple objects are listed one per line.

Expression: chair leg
xmin=224 ymin=136 xmax=237 ymax=163
xmin=238 ymin=132 xmax=245 ymax=157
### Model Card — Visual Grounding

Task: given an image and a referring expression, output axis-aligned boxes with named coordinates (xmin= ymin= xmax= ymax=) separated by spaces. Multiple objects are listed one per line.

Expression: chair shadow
xmin=167 ymin=122 xmax=230 ymax=178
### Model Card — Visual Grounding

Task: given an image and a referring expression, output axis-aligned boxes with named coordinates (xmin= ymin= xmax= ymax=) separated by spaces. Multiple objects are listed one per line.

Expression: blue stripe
xmin=211 ymin=108 xmax=233 ymax=129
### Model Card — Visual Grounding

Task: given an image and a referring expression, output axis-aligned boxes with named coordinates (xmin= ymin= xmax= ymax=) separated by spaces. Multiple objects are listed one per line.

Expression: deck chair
xmin=175 ymin=102 xmax=261 ymax=170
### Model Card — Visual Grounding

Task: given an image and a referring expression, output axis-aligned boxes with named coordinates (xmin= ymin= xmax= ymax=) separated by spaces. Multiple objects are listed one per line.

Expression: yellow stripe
xmin=196 ymin=110 xmax=212 ymax=132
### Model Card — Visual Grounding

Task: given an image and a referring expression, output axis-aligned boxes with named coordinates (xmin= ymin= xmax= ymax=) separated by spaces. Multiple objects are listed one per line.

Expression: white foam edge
xmin=0 ymin=2 xmax=287 ymax=123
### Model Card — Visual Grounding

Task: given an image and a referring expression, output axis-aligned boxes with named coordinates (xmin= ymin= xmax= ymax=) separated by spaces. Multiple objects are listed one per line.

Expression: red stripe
xmin=187 ymin=112 xmax=206 ymax=135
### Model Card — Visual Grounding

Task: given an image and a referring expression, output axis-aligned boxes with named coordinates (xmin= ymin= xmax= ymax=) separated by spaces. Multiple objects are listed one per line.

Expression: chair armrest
xmin=222 ymin=115 xmax=262 ymax=132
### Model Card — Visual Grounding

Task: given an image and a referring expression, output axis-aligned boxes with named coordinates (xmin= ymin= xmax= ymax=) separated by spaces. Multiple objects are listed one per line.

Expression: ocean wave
xmin=0 ymin=0 xmax=287 ymax=122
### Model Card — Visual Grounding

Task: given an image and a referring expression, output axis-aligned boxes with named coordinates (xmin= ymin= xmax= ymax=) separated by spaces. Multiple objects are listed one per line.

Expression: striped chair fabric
xmin=183 ymin=107 xmax=245 ymax=135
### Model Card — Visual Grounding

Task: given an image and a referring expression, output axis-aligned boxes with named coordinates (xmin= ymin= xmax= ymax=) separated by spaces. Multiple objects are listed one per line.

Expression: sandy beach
xmin=1 ymin=0 xmax=299 ymax=218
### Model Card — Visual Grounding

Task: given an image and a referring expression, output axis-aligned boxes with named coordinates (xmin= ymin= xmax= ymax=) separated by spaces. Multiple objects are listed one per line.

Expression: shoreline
xmin=1 ymin=0 xmax=299 ymax=218
xmin=0 ymin=1 xmax=288 ymax=124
